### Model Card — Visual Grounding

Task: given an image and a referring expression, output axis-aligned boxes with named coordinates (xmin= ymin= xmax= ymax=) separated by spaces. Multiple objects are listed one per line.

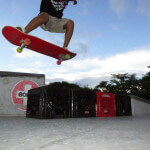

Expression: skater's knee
xmin=64 ymin=20 xmax=74 ymax=30
xmin=67 ymin=20 xmax=74 ymax=28
xmin=39 ymin=12 xmax=49 ymax=22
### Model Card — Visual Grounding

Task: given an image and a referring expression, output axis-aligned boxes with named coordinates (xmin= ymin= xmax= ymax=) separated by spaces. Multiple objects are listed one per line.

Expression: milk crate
xmin=26 ymin=86 xmax=72 ymax=119
xmin=115 ymin=94 xmax=132 ymax=116
xmin=96 ymin=92 xmax=116 ymax=117
xmin=73 ymin=89 xmax=96 ymax=117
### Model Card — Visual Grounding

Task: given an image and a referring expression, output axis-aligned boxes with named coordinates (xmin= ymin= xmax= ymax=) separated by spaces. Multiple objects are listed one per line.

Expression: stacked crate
xmin=26 ymin=86 xmax=96 ymax=119
xmin=96 ymin=92 xmax=132 ymax=117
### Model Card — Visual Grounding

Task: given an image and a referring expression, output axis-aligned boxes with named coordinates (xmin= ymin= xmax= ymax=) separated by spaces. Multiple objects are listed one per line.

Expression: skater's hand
xmin=69 ymin=0 xmax=77 ymax=5
xmin=73 ymin=0 xmax=77 ymax=5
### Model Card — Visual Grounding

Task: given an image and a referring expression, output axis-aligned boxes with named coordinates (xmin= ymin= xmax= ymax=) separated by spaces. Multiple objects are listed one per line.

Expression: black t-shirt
xmin=40 ymin=0 xmax=68 ymax=18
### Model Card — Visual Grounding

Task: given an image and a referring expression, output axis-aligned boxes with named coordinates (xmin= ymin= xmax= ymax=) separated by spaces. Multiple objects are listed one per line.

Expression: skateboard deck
xmin=2 ymin=26 xmax=76 ymax=65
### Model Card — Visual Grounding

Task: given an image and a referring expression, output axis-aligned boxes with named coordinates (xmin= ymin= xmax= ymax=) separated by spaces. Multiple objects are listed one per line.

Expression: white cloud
xmin=109 ymin=0 xmax=130 ymax=16
xmin=137 ymin=0 xmax=150 ymax=17
xmin=13 ymin=68 xmax=37 ymax=74
xmin=10 ymin=46 xmax=150 ymax=87
xmin=45 ymin=48 xmax=150 ymax=86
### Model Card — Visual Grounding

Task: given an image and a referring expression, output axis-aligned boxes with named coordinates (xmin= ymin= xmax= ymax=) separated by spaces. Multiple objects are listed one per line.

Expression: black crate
xmin=115 ymin=94 xmax=132 ymax=116
xmin=46 ymin=86 xmax=72 ymax=118
xmin=73 ymin=89 xmax=96 ymax=117
xmin=26 ymin=86 xmax=72 ymax=119
xmin=27 ymin=86 xmax=96 ymax=119
xmin=26 ymin=86 xmax=45 ymax=118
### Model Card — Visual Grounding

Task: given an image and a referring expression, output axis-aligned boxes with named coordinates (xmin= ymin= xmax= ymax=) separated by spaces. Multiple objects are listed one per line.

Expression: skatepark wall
xmin=131 ymin=95 xmax=150 ymax=116
xmin=0 ymin=71 xmax=45 ymax=116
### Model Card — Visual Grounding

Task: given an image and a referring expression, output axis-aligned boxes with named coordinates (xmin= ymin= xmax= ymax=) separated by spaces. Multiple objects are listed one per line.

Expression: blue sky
xmin=0 ymin=0 xmax=150 ymax=87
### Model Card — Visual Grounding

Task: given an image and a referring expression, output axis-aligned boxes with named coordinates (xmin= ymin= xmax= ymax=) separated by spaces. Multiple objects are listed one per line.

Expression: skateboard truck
xmin=57 ymin=54 xmax=71 ymax=65
xmin=17 ymin=38 xmax=31 ymax=53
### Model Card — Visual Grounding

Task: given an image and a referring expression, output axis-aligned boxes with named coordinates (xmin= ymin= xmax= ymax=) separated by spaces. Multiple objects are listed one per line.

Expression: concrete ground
xmin=0 ymin=115 xmax=150 ymax=150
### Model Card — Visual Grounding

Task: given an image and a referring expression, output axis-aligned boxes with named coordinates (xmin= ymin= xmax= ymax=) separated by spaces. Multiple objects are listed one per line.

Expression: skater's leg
xmin=63 ymin=20 xmax=74 ymax=48
xmin=25 ymin=12 xmax=49 ymax=33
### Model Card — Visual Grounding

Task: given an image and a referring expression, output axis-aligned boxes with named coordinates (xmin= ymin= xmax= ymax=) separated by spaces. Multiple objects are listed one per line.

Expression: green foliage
xmin=138 ymin=72 xmax=150 ymax=99
xmin=94 ymin=72 xmax=150 ymax=100
xmin=48 ymin=72 xmax=150 ymax=100
xmin=48 ymin=81 xmax=94 ymax=92
xmin=48 ymin=81 xmax=81 ymax=89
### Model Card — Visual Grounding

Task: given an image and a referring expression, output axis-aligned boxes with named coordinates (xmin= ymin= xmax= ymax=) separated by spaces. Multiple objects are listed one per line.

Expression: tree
xmin=94 ymin=81 xmax=108 ymax=90
xmin=138 ymin=72 xmax=150 ymax=99
xmin=95 ymin=72 xmax=150 ymax=100
xmin=95 ymin=73 xmax=140 ymax=94
xmin=48 ymin=81 xmax=81 ymax=89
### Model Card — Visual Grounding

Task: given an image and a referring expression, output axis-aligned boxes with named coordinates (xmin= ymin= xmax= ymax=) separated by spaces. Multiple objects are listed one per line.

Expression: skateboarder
xmin=17 ymin=0 xmax=77 ymax=49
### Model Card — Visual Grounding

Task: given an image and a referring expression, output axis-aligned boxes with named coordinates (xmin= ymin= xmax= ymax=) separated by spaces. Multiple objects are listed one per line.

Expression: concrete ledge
xmin=130 ymin=95 xmax=150 ymax=116
xmin=0 ymin=71 xmax=45 ymax=78
xmin=130 ymin=95 xmax=150 ymax=104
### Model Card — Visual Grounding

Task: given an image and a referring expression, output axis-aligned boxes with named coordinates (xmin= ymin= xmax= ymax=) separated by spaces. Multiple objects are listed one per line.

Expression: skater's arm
xmin=67 ymin=0 xmax=77 ymax=5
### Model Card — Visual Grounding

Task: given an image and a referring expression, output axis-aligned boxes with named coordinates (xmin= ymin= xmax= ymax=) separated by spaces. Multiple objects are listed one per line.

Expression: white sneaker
xmin=16 ymin=26 xmax=26 ymax=33
xmin=64 ymin=47 xmax=68 ymax=50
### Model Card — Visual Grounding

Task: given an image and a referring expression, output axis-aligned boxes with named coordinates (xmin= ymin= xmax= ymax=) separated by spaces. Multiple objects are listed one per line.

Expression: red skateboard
xmin=2 ymin=26 xmax=76 ymax=65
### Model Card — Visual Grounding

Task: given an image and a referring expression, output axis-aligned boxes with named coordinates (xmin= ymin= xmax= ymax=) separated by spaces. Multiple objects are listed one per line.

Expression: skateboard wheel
xmin=24 ymin=38 xmax=31 ymax=45
xmin=17 ymin=47 xmax=23 ymax=53
xmin=57 ymin=60 xmax=61 ymax=65
xmin=64 ymin=54 xmax=71 ymax=59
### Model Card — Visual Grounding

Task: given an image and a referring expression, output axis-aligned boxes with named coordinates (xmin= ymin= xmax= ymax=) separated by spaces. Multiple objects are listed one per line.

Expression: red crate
xmin=96 ymin=92 xmax=116 ymax=117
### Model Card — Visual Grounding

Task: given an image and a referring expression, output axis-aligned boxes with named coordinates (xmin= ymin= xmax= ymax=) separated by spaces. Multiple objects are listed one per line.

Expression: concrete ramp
xmin=131 ymin=95 xmax=150 ymax=116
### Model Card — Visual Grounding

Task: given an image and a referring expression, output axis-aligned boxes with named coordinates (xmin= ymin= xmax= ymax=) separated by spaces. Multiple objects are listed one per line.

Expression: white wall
xmin=0 ymin=71 xmax=45 ymax=116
